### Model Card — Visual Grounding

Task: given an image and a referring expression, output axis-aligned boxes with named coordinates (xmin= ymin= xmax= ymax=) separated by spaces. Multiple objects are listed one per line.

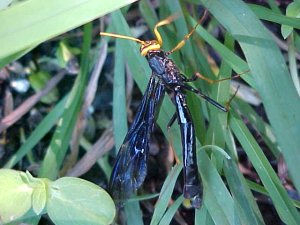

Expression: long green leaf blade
xmin=198 ymin=150 xmax=239 ymax=225
xmin=201 ymin=0 xmax=300 ymax=197
xmin=4 ymin=95 xmax=68 ymax=169
xmin=38 ymin=23 xmax=92 ymax=179
xmin=0 ymin=0 xmax=137 ymax=64
xmin=230 ymin=113 xmax=300 ymax=224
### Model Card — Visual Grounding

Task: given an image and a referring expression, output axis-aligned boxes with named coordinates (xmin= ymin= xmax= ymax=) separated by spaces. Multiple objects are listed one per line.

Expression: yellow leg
xmin=194 ymin=69 xmax=250 ymax=84
xmin=225 ymin=85 xmax=240 ymax=111
xmin=168 ymin=10 xmax=208 ymax=54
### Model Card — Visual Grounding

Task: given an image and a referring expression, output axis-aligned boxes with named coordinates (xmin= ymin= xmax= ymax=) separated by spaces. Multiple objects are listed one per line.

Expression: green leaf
xmin=55 ymin=41 xmax=80 ymax=69
xmin=21 ymin=171 xmax=49 ymax=216
xmin=199 ymin=145 xmax=231 ymax=160
xmin=195 ymin=207 xmax=215 ymax=225
xmin=200 ymin=0 xmax=300 ymax=200
xmin=198 ymin=151 xmax=238 ymax=225
xmin=31 ymin=181 xmax=47 ymax=216
xmin=287 ymin=33 xmax=300 ymax=96
xmin=0 ymin=169 xmax=34 ymax=224
xmin=3 ymin=95 xmax=68 ymax=169
xmin=281 ymin=2 xmax=300 ymax=39
xmin=224 ymin=160 xmax=264 ymax=225
xmin=47 ymin=177 xmax=115 ymax=225
xmin=0 ymin=45 xmax=33 ymax=68
xmin=113 ymin=39 xmax=127 ymax=150
xmin=38 ymin=23 xmax=92 ymax=180
xmin=150 ymin=164 xmax=182 ymax=225
xmin=231 ymin=98 xmax=280 ymax=157
xmin=248 ymin=4 xmax=300 ymax=29
xmin=0 ymin=0 xmax=12 ymax=10
xmin=0 ymin=0 xmax=138 ymax=65
xmin=230 ymin=114 xmax=300 ymax=224
xmin=124 ymin=201 xmax=144 ymax=225
xmin=158 ymin=195 xmax=184 ymax=225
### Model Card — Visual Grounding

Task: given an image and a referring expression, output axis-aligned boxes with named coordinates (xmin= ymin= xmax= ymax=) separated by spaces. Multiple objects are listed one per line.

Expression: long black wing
xmin=109 ymin=75 xmax=165 ymax=203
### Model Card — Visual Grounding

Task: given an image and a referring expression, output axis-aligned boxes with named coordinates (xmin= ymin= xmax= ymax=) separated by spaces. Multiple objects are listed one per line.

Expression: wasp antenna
xmin=100 ymin=32 xmax=145 ymax=44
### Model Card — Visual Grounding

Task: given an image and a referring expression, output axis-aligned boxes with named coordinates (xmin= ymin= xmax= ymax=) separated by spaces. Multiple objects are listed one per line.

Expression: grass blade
xmin=38 ymin=23 xmax=92 ymax=179
xmin=201 ymin=0 xmax=300 ymax=196
xmin=113 ymin=39 xmax=127 ymax=150
xmin=249 ymin=4 xmax=300 ymax=28
xmin=0 ymin=0 xmax=138 ymax=64
xmin=198 ymin=150 xmax=238 ymax=225
xmin=230 ymin=113 xmax=300 ymax=224
xmin=150 ymin=164 xmax=182 ymax=225
xmin=158 ymin=195 xmax=184 ymax=225
xmin=3 ymin=95 xmax=68 ymax=168
xmin=224 ymin=159 xmax=265 ymax=225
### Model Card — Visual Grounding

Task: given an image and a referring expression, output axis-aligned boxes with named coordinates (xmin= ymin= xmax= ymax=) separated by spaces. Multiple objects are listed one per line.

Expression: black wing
xmin=109 ymin=75 xmax=165 ymax=204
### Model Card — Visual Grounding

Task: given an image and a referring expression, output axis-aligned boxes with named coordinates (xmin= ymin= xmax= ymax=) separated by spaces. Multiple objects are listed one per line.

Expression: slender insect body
xmin=145 ymin=49 xmax=202 ymax=207
xmin=174 ymin=91 xmax=201 ymax=206
xmin=101 ymin=10 xmax=228 ymax=209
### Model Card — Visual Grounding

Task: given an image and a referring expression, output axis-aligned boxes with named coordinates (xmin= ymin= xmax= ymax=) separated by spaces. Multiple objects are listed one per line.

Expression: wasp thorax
xmin=140 ymin=40 xmax=161 ymax=56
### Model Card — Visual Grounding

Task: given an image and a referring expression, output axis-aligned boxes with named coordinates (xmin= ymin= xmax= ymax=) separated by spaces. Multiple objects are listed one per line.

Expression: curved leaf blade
xmin=0 ymin=0 xmax=137 ymax=64
xmin=47 ymin=177 xmax=115 ymax=225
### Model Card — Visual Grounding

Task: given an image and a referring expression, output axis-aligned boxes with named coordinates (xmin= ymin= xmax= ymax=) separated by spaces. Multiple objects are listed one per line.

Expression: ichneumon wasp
xmin=101 ymin=10 xmax=237 ymax=209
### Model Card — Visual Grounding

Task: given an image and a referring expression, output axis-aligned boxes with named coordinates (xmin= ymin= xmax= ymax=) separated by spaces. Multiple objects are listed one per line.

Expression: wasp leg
xmin=193 ymin=70 xmax=250 ymax=84
xmin=180 ymin=83 xmax=228 ymax=112
xmin=181 ymin=74 xmax=198 ymax=82
xmin=167 ymin=113 xmax=177 ymax=129
xmin=167 ymin=10 xmax=208 ymax=55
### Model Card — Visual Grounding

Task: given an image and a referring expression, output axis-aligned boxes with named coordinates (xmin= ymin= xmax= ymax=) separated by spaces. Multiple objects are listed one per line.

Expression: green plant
xmin=0 ymin=169 xmax=115 ymax=225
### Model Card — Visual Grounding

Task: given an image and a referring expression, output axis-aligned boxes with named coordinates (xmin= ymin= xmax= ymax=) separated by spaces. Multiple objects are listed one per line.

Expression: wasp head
xmin=140 ymin=40 xmax=161 ymax=56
